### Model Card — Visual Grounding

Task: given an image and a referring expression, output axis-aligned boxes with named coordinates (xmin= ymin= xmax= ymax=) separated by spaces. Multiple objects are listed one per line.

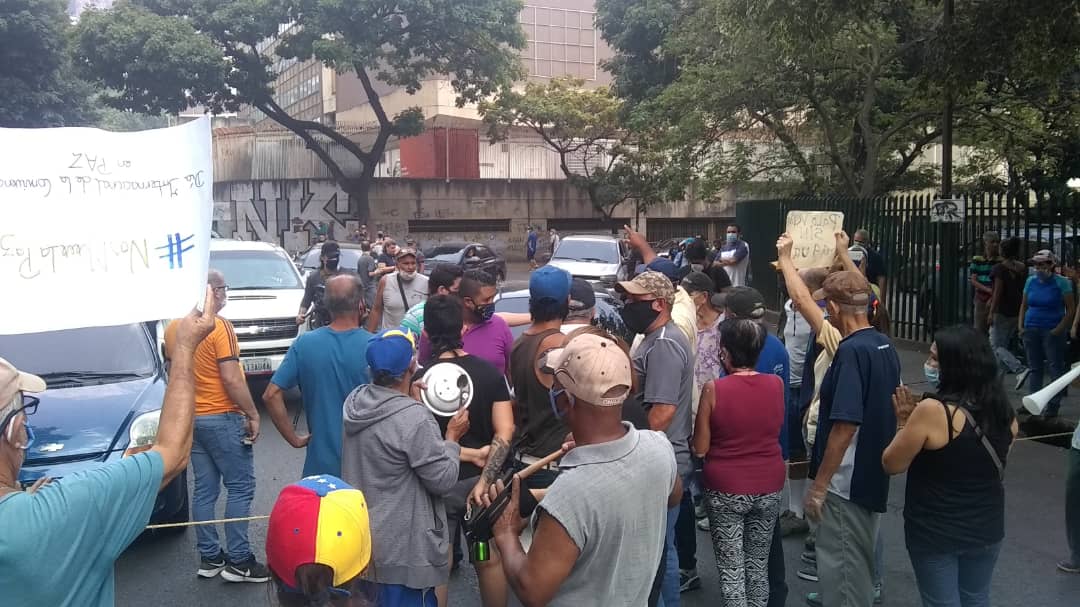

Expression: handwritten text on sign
xmin=0 ymin=118 xmax=213 ymax=334
xmin=786 ymin=211 xmax=845 ymax=269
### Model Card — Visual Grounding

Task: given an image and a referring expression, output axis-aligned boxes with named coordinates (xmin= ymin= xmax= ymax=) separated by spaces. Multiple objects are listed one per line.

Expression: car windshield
xmin=0 ymin=324 xmax=155 ymax=384
xmin=210 ymin=250 xmax=304 ymax=289
xmin=494 ymin=294 xmax=530 ymax=314
xmin=301 ymin=247 xmax=364 ymax=271
xmin=426 ymin=244 xmax=467 ymax=257
xmin=552 ymin=240 xmax=619 ymax=264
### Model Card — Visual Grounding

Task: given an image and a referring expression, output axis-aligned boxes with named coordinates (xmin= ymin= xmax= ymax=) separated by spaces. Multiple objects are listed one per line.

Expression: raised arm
xmin=624 ymin=224 xmax=657 ymax=265
xmin=154 ymin=287 xmax=217 ymax=489
xmin=776 ymin=233 xmax=827 ymax=336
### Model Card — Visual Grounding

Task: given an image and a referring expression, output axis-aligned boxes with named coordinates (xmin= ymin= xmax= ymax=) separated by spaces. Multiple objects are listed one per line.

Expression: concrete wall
xmin=212 ymin=178 xmax=633 ymax=260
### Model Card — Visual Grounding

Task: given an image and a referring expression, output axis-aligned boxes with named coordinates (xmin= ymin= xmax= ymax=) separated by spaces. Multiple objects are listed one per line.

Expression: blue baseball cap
xmin=366 ymin=328 xmax=417 ymax=376
xmin=530 ymin=265 xmax=572 ymax=303
xmin=633 ymin=258 xmax=688 ymax=282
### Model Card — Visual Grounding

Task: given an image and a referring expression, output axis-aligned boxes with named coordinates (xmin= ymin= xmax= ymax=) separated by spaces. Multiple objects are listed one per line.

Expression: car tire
xmin=155 ymin=471 xmax=190 ymax=535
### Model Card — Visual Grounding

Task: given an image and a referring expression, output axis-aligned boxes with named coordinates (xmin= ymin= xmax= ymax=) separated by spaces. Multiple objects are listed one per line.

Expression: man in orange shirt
xmin=164 ymin=269 xmax=269 ymax=583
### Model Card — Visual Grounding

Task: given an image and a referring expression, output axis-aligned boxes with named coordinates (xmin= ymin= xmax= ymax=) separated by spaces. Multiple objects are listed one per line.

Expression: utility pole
xmin=941 ymin=0 xmax=954 ymax=198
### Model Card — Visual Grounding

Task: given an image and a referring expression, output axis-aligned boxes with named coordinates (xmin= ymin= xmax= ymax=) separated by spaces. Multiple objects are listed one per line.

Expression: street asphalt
xmin=114 ymin=268 xmax=1080 ymax=606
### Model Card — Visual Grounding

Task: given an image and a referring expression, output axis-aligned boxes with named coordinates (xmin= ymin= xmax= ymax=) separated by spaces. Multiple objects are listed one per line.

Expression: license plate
xmin=242 ymin=357 xmax=272 ymax=374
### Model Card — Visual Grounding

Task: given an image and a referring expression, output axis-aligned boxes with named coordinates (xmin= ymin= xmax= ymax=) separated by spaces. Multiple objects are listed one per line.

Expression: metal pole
xmin=941 ymin=0 xmax=954 ymax=198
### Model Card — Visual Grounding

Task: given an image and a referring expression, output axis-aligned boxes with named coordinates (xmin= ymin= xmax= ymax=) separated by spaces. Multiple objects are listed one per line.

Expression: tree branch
xmin=256 ymin=101 xmax=353 ymax=186
xmin=355 ymin=64 xmax=393 ymax=129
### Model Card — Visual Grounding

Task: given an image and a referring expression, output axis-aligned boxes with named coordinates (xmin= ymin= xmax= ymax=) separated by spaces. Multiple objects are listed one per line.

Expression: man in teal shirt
xmin=264 ymin=274 xmax=373 ymax=477
xmin=0 ymin=287 xmax=217 ymax=607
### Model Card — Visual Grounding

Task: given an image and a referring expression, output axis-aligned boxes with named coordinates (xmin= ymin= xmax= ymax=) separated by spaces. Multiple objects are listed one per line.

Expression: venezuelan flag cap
xmin=266 ymin=475 xmax=372 ymax=590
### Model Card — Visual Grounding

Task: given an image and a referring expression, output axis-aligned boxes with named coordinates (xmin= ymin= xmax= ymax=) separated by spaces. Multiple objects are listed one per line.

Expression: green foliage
xmin=0 ymin=0 xmax=98 ymax=127
xmin=73 ymin=0 xmax=526 ymax=216
xmin=480 ymin=77 xmax=680 ymax=218
xmin=598 ymin=0 xmax=1080 ymax=198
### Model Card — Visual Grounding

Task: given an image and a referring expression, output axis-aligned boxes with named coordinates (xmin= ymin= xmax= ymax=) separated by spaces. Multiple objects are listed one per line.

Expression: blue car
xmin=0 ymin=323 xmax=188 ymax=527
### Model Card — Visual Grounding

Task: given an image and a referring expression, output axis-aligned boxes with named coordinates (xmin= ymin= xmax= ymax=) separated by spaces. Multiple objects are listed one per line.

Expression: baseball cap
xmin=633 ymin=257 xmax=688 ymax=282
xmin=568 ymin=278 xmax=596 ymax=311
xmin=616 ymin=270 xmax=676 ymax=306
xmin=266 ymin=475 xmax=372 ymax=591
xmin=530 ymin=265 xmax=572 ymax=303
xmin=1030 ymin=249 xmax=1056 ymax=264
xmin=812 ymin=270 xmax=871 ymax=305
xmin=681 ymin=270 xmax=714 ymax=295
xmin=544 ymin=333 xmax=632 ymax=406
xmin=395 ymin=247 xmax=418 ymax=260
xmin=366 ymin=328 xmax=417 ymax=377
xmin=724 ymin=287 xmax=767 ymax=320
xmin=0 ymin=358 xmax=45 ymax=421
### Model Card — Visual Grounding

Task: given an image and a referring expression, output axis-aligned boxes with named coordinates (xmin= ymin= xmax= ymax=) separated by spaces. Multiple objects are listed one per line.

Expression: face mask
xmin=923 ymin=363 xmax=939 ymax=386
xmin=399 ymin=270 xmax=417 ymax=281
xmin=549 ymin=387 xmax=575 ymax=420
xmin=6 ymin=418 xmax=34 ymax=451
xmin=726 ymin=233 xmax=738 ymax=243
xmin=1036 ymin=268 xmax=1053 ymax=280
xmin=473 ymin=302 xmax=496 ymax=323
xmin=621 ymin=300 xmax=661 ymax=335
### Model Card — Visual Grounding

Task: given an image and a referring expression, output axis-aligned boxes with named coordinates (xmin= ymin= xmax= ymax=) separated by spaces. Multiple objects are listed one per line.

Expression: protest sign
xmin=0 ymin=118 xmax=212 ymax=335
xmin=785 ymin=211 xmax=845 ymax=269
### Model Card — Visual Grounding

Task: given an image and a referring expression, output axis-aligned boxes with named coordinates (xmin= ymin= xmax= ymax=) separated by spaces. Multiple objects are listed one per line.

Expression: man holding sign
xmin=0 ymin=288 xmax=217 ymax=607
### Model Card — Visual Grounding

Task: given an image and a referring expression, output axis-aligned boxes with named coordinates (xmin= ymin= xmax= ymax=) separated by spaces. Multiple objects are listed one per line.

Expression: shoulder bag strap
xmin=395 ymin=274 xmax=410 ymax=310
xmin=956 ymin=405 xmax=1005 ymax=481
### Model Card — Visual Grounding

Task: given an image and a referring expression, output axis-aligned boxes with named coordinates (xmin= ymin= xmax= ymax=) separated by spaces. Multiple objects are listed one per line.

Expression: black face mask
xmin=620 ymin=300 xmax=660 ymax=335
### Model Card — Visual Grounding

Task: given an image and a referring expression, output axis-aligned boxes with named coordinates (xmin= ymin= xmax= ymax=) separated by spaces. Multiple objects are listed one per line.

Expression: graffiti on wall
xmin=213 ymin=180 xmax=353 ymax=252
xmin=213 ymin=179 xmax=538 ymax=258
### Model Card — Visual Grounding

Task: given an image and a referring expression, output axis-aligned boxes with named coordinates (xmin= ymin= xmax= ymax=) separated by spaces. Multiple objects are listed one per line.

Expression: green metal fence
xmin=736 ymin=192 xmax=1080 ymax=342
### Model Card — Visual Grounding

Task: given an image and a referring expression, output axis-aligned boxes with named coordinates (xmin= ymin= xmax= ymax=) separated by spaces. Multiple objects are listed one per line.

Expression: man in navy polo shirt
xmin=805 ymin=271 xmax=901 ymax=607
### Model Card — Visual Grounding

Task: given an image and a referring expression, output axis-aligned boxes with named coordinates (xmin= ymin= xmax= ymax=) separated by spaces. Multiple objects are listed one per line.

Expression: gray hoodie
xmin=341 ymin=383 xmax=461 ymax=589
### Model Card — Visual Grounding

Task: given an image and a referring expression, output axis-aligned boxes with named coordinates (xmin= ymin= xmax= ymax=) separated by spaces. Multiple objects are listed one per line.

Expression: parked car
xmin=423 ymin=242 xmax=507 ymax=281
xmin=296 ymin=242 xmax=365 ymax=279
xmin=494 ymin=287 xmax=630 ymax=343
xmin=2 ymin=323 xmax=188 ymax=526
xmin=547 ymin=235 xmax=633 ymax=290
xmin=209 ymin=239 xmax=307 ymax=377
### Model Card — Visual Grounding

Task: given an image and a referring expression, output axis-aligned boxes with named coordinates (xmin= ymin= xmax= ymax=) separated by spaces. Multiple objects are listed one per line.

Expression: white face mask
xmin=399 ymin=271 xmax=417 ymax=281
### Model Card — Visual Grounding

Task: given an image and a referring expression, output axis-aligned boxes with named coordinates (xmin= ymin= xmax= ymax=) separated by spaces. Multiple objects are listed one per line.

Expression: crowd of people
xmin=3 ymin=217 xmax=1080 ymax=607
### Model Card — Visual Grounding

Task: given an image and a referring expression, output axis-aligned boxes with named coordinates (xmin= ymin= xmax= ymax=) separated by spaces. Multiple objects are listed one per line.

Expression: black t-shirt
xmin=428 ymin=354 xmax=512 ymax=480
xmin=377 ymin=253 xmax=396 ymax=267
xmin=989 ymin=261 xmax=1026 ymax=317
xmin=865 ymin=248 xmax=887 ymax=282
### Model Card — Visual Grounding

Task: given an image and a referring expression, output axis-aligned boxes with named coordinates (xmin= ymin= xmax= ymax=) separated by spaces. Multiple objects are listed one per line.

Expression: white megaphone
xmin=1023 ymin=362 xmax=1080 ymax=415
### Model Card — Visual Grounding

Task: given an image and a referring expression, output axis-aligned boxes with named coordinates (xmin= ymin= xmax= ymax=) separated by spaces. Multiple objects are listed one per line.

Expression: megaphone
xmin=1022 ymin=362 xmax=1080 ymax=415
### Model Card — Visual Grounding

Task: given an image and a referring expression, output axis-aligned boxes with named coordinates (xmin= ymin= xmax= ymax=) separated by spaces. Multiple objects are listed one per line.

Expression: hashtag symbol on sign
xmin=156 ymin=233 xmax=195 ymax=269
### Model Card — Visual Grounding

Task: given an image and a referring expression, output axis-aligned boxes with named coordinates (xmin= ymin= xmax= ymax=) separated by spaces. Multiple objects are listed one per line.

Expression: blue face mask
xmin=726 ymin=233 xmax=738 ymax=243
xmin=923 ymin=363 xmax=939 ymax=387
xmin=549 ymin=387 xmax=575 ymax=420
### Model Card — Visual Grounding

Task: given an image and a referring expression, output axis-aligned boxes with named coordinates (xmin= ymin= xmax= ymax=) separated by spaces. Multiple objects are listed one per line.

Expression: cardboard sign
xmin=0 ymin=118 xmax=213 ymax=334
xmin=785 ymin=211 xmax=845 ymax=268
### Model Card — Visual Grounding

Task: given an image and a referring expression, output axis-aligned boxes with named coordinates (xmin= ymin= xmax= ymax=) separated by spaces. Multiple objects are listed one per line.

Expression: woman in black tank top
xmin=882 ymin=325 xmax=1017 ymax=607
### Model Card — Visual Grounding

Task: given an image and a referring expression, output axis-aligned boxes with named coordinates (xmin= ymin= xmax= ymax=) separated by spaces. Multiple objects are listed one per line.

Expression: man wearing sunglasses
xmin=0 ymin=287 xmax=217 ymax=607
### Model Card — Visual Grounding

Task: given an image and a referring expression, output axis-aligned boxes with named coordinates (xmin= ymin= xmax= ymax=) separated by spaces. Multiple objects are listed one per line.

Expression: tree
xmin=480 ymin=77 xmax=681 ymax=219
xmin=598 ymin=0 xmax=1080 ymax=198
xmin=73 ymin=0 xmax=526 ymax=221
xmin=0 ymin=0 xmax=98 ymax=128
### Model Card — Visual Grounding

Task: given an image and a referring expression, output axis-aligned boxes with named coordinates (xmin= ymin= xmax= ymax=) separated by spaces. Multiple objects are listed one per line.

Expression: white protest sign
xmin=0 ymin=118 xmax=212 ymax=335
xmin=785 ymin=211 xmax=845 ymax=268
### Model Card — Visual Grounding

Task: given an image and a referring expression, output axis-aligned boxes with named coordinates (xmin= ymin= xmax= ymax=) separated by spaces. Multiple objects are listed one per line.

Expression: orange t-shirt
xmin=164 ymin=316 xmax=244 ymax=416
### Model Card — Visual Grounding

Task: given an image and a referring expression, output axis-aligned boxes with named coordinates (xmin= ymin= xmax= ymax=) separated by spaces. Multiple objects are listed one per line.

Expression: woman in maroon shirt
xmin=693 ymin=318 xmax=786 ymax=607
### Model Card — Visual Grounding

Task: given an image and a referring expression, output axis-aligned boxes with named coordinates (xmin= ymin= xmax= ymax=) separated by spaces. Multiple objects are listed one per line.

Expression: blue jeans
xmin=660 ymin=504 xmax=680 ymax=607
xmin=989 ymin=315 xmax=1024 ymax=374
xmin=375 ymin=584 xmax=437 ymax=607
xmin=1023 ymin=326 xmax=1068 ymax=415
xmin=908 ymin=542 xmax=1002 ymax=607
xmin=191 ymin=413 xmax=256 ymax=563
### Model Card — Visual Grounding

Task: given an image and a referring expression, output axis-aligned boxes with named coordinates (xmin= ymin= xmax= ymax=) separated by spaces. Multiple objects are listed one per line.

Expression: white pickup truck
xmin=208 ymin=239 xmax=307 ymax=377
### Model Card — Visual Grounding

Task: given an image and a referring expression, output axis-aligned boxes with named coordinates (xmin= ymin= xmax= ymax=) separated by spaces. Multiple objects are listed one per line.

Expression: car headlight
xmin=125 ymin=409 xmax=161 ymax=457
xmin=599 ymin=274 xmax=618 ymax=284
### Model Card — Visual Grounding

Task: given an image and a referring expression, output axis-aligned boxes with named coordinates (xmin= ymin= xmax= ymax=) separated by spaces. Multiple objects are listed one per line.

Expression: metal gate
xmin=737 ymin=192 xmax=1080 ymax=342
